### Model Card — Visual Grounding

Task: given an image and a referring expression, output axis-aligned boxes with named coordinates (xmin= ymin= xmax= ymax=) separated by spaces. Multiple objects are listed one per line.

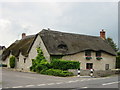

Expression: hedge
xmin=51 ymin=59 xmax=80 ymax=70
xmin=40 ymin=69 xmax=73 ymax=77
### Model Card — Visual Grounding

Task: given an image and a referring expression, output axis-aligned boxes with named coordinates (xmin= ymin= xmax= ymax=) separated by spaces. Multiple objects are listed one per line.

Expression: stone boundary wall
xmin=68 ymin=69 xmax=120 ymax=77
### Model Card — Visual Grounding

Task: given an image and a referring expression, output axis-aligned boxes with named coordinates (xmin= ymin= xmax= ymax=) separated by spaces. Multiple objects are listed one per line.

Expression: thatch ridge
xmin=39 ymin=29 xmax=116 ymax=56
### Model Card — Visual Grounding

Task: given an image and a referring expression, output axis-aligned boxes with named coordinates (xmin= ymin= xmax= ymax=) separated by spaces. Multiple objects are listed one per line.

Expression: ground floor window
xmin=105 ymin=64 xmax=109 ymax=70
xmin=86 ymin=63 xmax=93 ymax=69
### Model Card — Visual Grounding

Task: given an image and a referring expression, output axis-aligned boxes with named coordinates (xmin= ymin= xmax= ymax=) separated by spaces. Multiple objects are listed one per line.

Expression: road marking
xmin=25 ymin=85 xmax=35 ymax=87
xmin=102 ymin=81 xmax=120 ymax=86
xmin=15 ymin=75 xmax=36 ymax=79
xmin=81 ymin=79 xmax=86 ymax=81
xmin=56 ymin=82 xmax=63 ymax=84
xmin=47 ymin=83 xmax=55 ymax=85
xmin=74 ymin=80 xmax=79 ymax=82
xmin=82 ymin=87 xmax=88 ymax=88
xmin=37 ymin=84 xmax=46 ymax=86
xmin=4 ymin=87 xmax=10 ymax=89
xmin=12 ymin=86 xmax=23 ymax=88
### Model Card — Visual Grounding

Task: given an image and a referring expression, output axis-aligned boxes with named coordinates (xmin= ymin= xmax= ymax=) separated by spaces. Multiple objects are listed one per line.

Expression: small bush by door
xmin=9 ymin=56 xmax=16 ymax=68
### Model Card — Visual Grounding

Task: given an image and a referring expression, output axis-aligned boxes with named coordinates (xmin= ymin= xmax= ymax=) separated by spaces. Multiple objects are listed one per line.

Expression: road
xmin=1 ymin=69 xmax=120 ymax=89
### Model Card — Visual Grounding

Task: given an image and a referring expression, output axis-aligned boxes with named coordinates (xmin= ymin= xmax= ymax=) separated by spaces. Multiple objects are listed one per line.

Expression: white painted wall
xmin=62 ymin=51 xmax=116 ymax=70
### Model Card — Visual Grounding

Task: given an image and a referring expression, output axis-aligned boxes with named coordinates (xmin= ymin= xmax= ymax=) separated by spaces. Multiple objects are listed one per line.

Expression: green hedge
xmin=40 ymin=69 xmax=73 ymax=77
xmin=51 ymin=59 xmax=80 ymax=70
xmin=116 ymin=56 xmax=120 ymax=69
xmin=9 ymin=56 xmax=15 ymax=68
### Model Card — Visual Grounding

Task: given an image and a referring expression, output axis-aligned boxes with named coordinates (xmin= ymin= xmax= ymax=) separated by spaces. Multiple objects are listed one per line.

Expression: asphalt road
xmin=1 ymin=69 xmax=120 ymax=89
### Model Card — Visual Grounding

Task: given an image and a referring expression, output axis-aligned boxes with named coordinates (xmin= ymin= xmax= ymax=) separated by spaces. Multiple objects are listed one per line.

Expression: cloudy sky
xmin=0 ymin=1 xmax=118 ymax=48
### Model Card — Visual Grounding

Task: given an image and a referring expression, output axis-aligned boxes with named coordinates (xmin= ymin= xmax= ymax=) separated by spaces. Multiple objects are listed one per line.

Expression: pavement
xmin=1 ymin=68 xmax=120 ymax=89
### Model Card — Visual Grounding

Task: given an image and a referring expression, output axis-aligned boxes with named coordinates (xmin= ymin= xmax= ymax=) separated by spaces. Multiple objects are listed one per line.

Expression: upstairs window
xmin=96 ymin=51 xmax=101 ymax=57
xmin=57 ymin=44 xmax=68 ymax=51
xmin=85 ymin=50 xmax=91 ymax=56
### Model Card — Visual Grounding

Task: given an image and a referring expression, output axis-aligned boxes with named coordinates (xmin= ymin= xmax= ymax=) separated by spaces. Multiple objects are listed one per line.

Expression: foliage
xmin=116 ymin=54 xmax=120 ymax=69
xmin=51 ymin=59 xmax=80 ymax=70
xmin=9 ymin=56 xmax=15 ymax=68
xmin=85 ymin=56 xmax=92 ymax=60
xmin=40 ymin=69 xmax=73 ymax=77
xmin=30 ymin=48 xmax=51 ymax=73
xmin=30 ymin=48 xmax=75 ymax=77
xmin=106 ymin=37 xmax=119 ymax=52
xmin=96 ymin=57 xmax=102 ymax=60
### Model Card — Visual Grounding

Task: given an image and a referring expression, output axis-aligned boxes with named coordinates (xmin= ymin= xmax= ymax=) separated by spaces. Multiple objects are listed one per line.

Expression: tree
xmin=106 ymin=37 xmax=119 ymax=52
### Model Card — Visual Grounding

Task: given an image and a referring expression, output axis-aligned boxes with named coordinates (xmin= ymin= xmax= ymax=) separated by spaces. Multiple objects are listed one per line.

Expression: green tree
xmin=106 ymin=37 xmax=119 ymax=52
xmin=9 ymin=56 xmax=16 ymax=68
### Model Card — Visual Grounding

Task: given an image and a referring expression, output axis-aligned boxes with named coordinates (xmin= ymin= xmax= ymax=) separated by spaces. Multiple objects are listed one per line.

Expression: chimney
xmin=100 ymin=29 xmax=106 ymax=40
xmin=22 ymin=33 xmax=26 ymax=39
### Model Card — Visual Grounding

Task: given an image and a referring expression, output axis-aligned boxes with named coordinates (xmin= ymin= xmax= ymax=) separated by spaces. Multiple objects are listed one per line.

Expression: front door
xmin=86 ymin=63 xmax=93 ymax=69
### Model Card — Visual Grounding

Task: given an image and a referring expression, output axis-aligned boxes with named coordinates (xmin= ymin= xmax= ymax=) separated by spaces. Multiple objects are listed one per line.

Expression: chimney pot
xmin=22 ymin=33 xmax=26 ymax=39
xmin=100 ymin=29 xmax=106 ymax=40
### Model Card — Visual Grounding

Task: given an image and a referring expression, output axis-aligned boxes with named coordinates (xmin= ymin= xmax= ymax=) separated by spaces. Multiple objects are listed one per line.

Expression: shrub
xmin=116 ymin=56 xmax=120 ymax=69
xmin=9 ymin=56 xmax=15 ymax=68
xmin=96 ymin=57 xmax=102 ymax=60
xmin=40 ymin=69 xmax=73 ymax=77
xmin=51 ymin=59 xmax=80 ymax=70
xmin=85 ymin=56 xmax=92 ymax=60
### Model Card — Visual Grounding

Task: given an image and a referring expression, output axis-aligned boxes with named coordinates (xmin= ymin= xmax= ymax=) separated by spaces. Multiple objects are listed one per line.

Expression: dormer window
xmin=57 ymin=44 xmax=68 ymax=51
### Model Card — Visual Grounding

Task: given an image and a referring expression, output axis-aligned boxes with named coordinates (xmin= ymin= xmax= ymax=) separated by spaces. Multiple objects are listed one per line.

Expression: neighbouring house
xmin=2 ymin=29 xmax=116 ymax=71
xmin=0 ymin=46 xmax=6 ymax=61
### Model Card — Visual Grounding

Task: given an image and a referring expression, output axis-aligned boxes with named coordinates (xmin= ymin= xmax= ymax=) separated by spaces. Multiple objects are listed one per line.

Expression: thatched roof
xmin=39 ymin=29 xmax=116 ymax=56
xmin=2 ymin=29 xmax=116 ymax=60
xmin=2 ymin=35 xmax=35 ymax=60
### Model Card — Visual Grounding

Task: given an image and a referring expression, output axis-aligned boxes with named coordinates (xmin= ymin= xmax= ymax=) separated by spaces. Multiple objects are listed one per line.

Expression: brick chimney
xmin=100 ymin=29 xmax=106 ymax=40
xmin=22 ymin=33 xmax=26 ymax=39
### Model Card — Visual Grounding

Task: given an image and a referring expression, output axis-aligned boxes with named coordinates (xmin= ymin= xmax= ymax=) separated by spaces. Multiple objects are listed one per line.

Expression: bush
xmin=40 ymin=69 xmax=73 ymax=77
xmin=30 ymin=48 xmax=79 ymax=77
xmin=51 ymin=59 xmax=80 ymax=70
xmin=116 ymin=56 xmax=120 ymax=69
xmin=9 ymin=56 xmax=15 ymax=68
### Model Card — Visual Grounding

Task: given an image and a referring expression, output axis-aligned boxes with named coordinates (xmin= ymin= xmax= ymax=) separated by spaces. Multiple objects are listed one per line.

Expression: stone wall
xmin=68 ymin=69 xmax=120 ymax=77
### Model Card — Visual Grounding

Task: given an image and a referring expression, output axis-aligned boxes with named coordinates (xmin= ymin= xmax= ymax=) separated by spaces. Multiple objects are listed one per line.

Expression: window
xmin=85 ymin=50 xmax=91 ymax=56
xmin=17 ymin=57 xmax=19 ymax=62
xmin=105 ymin=64 xmax=109 ymax=70
xmin=86 ymin=63 xmax=93 ymax=69
xmin=96 ymin=51 xmax=101 ymax=57
xmin=57 ymin=44 xmax=68 ymax=51
xmin=24 ymin=58 xmax=26 ymax=63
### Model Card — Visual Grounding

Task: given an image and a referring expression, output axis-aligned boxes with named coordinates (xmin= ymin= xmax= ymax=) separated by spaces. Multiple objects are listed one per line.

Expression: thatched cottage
xmin=2 ymin=29 xmax=116 ymax=71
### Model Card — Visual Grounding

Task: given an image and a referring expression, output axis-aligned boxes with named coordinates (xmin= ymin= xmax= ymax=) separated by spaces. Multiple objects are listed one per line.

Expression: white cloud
xmin=0 ymin=2 xmax=118 ymax=47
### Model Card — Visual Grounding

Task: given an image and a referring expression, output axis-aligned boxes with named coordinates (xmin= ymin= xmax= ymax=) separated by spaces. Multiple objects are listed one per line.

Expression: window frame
xmin=85 ymin=50 xmax=91 ymax=56
xmin=24 ymin=58 xmax=26 ymax=63
xmin=86 ymin=63 xmax=93 ymax=69
xmin=96 ymin=51 xmax=101 ymax=57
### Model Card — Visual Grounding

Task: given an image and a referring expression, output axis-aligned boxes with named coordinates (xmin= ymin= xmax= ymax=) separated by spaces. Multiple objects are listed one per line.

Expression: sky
xmin=0 ymin=0 xmax=118 ymax=48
